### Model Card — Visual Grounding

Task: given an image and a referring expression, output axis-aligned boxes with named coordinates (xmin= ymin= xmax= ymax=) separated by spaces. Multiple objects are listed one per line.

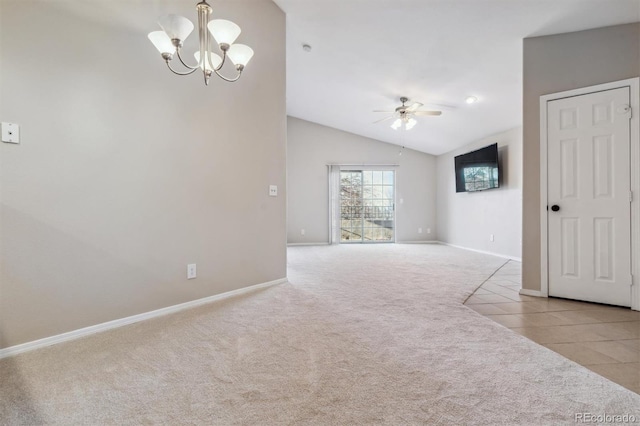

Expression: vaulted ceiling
xmin=274 ymin=0 xmax=640 ymax=155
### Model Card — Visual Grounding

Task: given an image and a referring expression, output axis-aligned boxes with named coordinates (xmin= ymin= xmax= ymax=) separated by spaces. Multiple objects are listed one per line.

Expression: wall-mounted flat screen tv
xmin=454 ymin=143 xmax=499 ymax=193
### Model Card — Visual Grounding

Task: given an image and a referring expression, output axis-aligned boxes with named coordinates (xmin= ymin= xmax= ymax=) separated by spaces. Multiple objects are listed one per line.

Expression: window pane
xmin=383 ymin=186 xmax=393 ymax=199
xmin=363 ymin=228 xmax=374 ymax=241
xmin=383 ymin=171 xmax=394 ymax=185
xmin=372 ymin=171 xmax=383 ymax=185
xmin=362 ymin=171 xmax=373 ymax=184
xmin=351 ymin=172 xmax=362 ymax=186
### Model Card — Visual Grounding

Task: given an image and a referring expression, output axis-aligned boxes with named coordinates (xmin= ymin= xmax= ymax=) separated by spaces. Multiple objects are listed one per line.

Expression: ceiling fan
xmin=373 ymin=97 xmax=442 ymax=130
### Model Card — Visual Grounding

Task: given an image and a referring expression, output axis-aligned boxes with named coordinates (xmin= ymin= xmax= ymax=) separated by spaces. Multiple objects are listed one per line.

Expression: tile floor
xmin=464 ymin=260 xmax=640 ymax=394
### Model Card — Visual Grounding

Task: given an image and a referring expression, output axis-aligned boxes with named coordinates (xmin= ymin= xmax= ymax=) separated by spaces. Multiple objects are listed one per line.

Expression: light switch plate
xmin=2 ymin=123 xmax=19 ymax=144
xmin=269 ymin=185 xmax=278 ymax=197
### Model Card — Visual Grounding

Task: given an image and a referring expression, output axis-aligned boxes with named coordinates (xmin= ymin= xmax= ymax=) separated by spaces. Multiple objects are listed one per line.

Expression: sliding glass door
xmin=340 ymin=170 xmax=395 ymax=243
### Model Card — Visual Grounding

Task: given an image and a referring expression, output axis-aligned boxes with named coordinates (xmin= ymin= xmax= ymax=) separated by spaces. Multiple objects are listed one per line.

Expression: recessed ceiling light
xmin=465 ymin=96 xmax=478 ymax=104
xmin=302 ymin=44 xmax=312 ymax=52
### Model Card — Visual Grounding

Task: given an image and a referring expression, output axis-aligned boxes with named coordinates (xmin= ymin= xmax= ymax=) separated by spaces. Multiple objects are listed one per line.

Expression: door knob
xmin=551 ymin=205 xmax=560 ymax=212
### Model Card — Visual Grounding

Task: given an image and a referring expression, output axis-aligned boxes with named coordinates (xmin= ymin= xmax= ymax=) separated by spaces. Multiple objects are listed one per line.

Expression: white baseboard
xmin=519 ymin=288 xmax=546 ymax=297
xmin=289 ymin=241 xmax=440 ymax=246
xmin=0 ymin=278 xmax=287 ymax=360
xmin=438 ymin=242 xmax=522 ymax=262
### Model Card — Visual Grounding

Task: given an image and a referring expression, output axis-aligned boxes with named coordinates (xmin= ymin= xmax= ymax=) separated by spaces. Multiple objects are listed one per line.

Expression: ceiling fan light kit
xmin=147 ymin=0 xmax=254 ymax=86
xmin=374 ymin=96 xmax=442 ymax=131
xmin=391 ymin=117 xmax=417 ymax=130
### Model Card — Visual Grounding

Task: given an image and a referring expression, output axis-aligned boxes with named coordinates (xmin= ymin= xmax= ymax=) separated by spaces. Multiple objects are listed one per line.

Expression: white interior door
xmin=547 ymin=87 xmax=632 ymax=306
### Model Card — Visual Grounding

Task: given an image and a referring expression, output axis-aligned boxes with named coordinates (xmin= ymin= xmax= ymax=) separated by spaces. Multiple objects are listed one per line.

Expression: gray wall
xmin=522 ymin=23 xmax=640 ymax=291
xmin=436 ymin=127 xmax=522 ymax=259
xmin=0 ymin=0 xmax=286 ymax=348
xmin=287 ymin=117 xmax=437 ymax=244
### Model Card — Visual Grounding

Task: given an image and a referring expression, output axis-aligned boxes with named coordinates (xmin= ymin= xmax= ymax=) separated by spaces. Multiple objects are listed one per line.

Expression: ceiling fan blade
xmin=406 ymin=102 xmax=423 ymax=112
xmin=423 ymin=103 xmax=457 ymax=111
xmin=373 ymin=110 xmax=395 ymax=113
xmin=373 ymin=115 xmax=395 ymax=124
xmin=413 ymin=110 xmax=442 ymax=116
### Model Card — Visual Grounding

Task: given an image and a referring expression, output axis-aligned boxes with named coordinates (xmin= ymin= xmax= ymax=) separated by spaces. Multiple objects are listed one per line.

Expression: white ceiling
xmin=273 ymin=0 xmax=640 ymax=155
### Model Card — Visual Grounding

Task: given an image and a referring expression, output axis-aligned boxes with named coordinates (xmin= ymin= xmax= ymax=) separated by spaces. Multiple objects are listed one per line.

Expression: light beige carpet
xmin=1 ymin=244 xmax=639 ymax=425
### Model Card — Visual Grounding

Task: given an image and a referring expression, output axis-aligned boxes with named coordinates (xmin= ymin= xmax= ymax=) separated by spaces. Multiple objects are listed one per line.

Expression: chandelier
xmin=147 ymin=0 xmax=254 ymax=85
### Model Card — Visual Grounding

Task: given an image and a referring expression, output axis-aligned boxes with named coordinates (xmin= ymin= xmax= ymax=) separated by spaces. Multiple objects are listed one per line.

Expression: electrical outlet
xmin=489 ymin=234 xmax=495 ymax=242
xmin=418 ymin=227 xmax=423 ymax=234
xmin=301 ymin=229 xmax=305 ymax=236
xmin=187 ymin=264 xmax=197 ymax=279
xmin=269 ymin=185 xmax=278 ymax=197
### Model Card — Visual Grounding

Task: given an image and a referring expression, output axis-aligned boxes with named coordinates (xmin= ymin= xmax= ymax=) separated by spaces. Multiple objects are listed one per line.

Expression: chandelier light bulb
xmin=158 ymin=14 xmax=194 ymax=43
xmin=391 ymin=119 xmax=402 ymax=130
xmin=227 ymin=44 xmax=254 ymax=68
xmin=465 ymin=96 xmax=478 ymax=104
xmin=405 ymin=118 xmax=417 ymax=130
xmin=194 ymin=51 xmax=223 ymax=71
xmin=208 ymin=19 xmax=241 ymax=47
xmin=148 ymin=31 xmax=175 ymax=54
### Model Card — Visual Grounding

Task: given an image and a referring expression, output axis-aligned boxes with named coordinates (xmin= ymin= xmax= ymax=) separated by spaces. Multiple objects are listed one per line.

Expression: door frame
xmin=539 ymin=77 xmax=640 ymax=311
xmin=332 ymin=166 xmax=397 ymax=244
